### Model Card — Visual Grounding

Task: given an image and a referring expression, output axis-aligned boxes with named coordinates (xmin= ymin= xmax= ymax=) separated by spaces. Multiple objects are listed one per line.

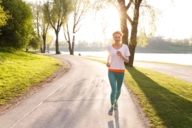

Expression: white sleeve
xmin=107 ymin=46 xmax=111 ymax=63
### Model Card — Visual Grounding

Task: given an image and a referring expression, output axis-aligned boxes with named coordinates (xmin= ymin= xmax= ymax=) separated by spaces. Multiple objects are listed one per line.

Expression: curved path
xmin=0 ymin=55 xmax=147 ymax=128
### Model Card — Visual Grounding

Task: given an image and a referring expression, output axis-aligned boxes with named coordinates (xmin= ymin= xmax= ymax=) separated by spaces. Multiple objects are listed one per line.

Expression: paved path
xmin=135 ymin=61 xmax=192 ymax=83
xmin=0 ymin=55 xmax=147 ymax=128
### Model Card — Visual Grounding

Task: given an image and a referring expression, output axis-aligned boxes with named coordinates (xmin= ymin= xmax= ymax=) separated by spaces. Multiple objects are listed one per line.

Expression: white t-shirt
xmin=107 ymin=44 xmax=130 ymax=70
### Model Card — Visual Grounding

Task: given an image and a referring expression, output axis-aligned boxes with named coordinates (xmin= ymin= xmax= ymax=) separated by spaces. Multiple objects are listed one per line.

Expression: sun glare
xmin=76 ymin=5 xmax=120 ymax=43
xmin=25 ymin=0 xmax=192 ymax=41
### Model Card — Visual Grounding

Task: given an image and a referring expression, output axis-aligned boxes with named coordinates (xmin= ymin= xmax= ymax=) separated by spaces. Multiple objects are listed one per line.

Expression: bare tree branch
xmin=126 ymin=14 xmax=133 ymax=24
xmin=126 ymin=0 xmax=133 ymax=10
xmin=66 ymin=23 xmax=71 ymax=43
xmin=63 ymin=0 xmax=91 ymax=55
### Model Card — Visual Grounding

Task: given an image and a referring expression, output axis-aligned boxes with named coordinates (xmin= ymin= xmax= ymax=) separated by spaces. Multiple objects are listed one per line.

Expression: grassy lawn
xmin=0 ymin=51 xmax=62 ymax=105
xmin=125 ymin=67 xmax=192 ymax=128
xmin=84 ymin=56 xmax=192 ymax=128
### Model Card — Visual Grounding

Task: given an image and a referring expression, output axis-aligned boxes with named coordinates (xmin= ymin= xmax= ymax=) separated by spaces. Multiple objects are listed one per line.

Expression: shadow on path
xmin=108 ymin=109 xmax=120 ymax=128
xmin=127 ymin=68 xmax=192 ymax=128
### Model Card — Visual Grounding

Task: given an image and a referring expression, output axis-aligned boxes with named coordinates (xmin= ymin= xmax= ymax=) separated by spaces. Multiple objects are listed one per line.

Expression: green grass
xmin=0 ymin=51 xmax=62 ymax=105
xmin=84 ymin=57 xmax=192 ymax=128
xmin=125 ymin=68 xmax=192 ymax=128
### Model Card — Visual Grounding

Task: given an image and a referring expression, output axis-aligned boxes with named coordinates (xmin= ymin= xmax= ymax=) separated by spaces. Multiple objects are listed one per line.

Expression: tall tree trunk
xmin=40 ymin=47 xmax=43 ymax=53
xmin=128 ymin=4 xmax=140 ymax=67
xmin=68 ymin=41 xmax=73 ymax=55
xmin=36 ymin=8 xmax=43 ymax=53
xmin=118 ymin=0 xmax=129 ymax=45
xmin=128 ymin=44 xmax=136 ymax=67
xmin=71 ymin=35 xmax=75 ymax=55
xmin=69 ymin=49 xmax=73 ymax=55
xmin=42 ymin=35 xmax=46 ymax=53
xmin=55 ymin=30 xmax=60 ymax=54
xmin=67 ymin=40 xmax=73 ymax=55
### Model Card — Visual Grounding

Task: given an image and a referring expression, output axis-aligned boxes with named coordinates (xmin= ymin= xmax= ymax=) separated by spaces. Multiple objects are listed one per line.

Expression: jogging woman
xmin=106 ymin=31 xmax=130 ymax=115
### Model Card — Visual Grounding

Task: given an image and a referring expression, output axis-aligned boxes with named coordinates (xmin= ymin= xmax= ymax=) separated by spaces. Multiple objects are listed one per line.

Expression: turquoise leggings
xmin=108 ymin=71 xmax=124 ymax=106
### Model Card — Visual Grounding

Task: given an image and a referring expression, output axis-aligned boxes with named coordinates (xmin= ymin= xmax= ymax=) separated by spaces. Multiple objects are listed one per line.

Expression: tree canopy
xmin=0 ymin=0 xmax=34 ymax=49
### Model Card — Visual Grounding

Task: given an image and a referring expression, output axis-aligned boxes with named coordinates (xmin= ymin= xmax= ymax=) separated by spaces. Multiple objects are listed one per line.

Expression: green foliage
xmin=27 ymin=35 xmax=40 ymax=50
xmin=0 ymin=51 xmax=62 ymax=105
xmin=137 ymin=31 xmax=149 ymax=47
xmin=46 ymin=34 xmax=54 ymax=45
xmin=136 ymin=37 xmax=192 ymax=53
xmin=0 ymin=4 xmax=8 ymax=28
xmin=0 ymin=0 xmax=34 ymax=49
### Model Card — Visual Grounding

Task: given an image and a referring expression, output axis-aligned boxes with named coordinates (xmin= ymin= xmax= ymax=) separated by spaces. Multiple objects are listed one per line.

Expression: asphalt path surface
xmin=0 ymin=55 xmax=147 ymax=128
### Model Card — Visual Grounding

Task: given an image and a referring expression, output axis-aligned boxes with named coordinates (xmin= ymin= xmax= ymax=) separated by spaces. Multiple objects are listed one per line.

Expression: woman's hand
xmin=117 ymin=51 xmax=123 ymax=58
xmin=117 ymin=51 xmax=129 ymax=63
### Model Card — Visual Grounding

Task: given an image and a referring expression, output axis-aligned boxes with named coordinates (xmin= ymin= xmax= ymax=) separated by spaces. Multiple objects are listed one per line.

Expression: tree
xmin=92 ymin=0 xmax=147 ymax=66
xmin=117 ymin=0 xmax=130 ymax=45
xmin=0 ymin=0 xmax=34 ymax=49
xmin=41 ymin=5 xmax=50 ymax=53
xmin=31 ymin=2 xmax=42 ymax=52
xmin=116 ymin=0 xmax=142 ymax=67
xmin=44 ymin=0 xmax=73 ymax=54
xmin=31 ymin=2 xmax=50 ymax=53
xmin=94 ymin=0 xmax=145 ymax=66
xmin=116 ymin=0 xmax=157 ymax=67
xmin=63 ymin=0 xmax=90 ymax=55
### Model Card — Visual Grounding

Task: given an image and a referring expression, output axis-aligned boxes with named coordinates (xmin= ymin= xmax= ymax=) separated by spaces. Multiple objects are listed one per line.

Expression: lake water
xmin=52 ymin=51 xmax=192 ymax=66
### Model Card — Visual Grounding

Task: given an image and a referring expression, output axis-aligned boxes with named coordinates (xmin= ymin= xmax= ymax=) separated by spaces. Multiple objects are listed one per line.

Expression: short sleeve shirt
xmin=107 ymin=44 xmax=130 ymax=70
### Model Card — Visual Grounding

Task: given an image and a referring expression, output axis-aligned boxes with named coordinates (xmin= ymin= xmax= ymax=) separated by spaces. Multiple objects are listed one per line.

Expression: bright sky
xmin=25 ymin=0 xmax=192 ymax=42
xmin=150 ymin=0 xmax=192 ymax=40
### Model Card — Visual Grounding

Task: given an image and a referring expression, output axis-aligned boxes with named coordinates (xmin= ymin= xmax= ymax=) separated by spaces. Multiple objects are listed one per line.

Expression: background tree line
xmin=0 ymin=0 xmax=176 ymax=67
xmin=31 ymin=0 xmax=92 ymax=54
xmin=55 ymin=37 xmax=192 ymax=53
xmin=0 ymin=0 xmax=83 ymax=53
